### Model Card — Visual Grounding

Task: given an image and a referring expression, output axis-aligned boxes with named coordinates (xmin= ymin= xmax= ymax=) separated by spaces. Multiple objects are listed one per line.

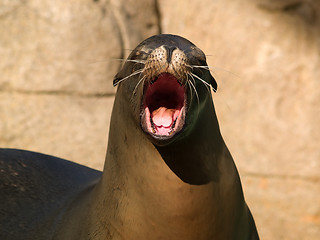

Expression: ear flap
xmin=113 ymin=74 xmax=121 ymax=87
xmin=113 ymin=64 xmax=130 ymax=87
xmin=207 ymin=71 xmax=218 ymax=92
xmin=211 ymin=75 xmax=218 ymax=92
xmin=113 ymin=56 xmax=145 ymax=87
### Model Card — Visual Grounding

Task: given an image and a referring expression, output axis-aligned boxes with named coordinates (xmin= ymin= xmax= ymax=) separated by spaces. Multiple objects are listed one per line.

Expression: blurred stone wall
xmin=1 ymin=0 xmax=319 ymax=239
xmin=158 ymin=0 xmax=320 ymax=239
xmin=0 ymin=0 xmax=160 ymax=169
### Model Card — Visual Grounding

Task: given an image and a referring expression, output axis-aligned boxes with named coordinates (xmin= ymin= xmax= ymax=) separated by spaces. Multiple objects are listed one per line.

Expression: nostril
xmin=163 ymin=46 xmax=177 ymax=63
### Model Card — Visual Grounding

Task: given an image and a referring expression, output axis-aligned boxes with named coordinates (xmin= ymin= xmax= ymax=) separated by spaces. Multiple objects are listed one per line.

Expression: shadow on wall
xmin=158 ymin=0 xmax=320 ymax=240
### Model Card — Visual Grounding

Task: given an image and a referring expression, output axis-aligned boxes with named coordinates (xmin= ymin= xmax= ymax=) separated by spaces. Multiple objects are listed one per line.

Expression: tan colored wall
xmin=158 ymin=0 xmax=320 ymax=239
xmin=1 ymin=0 xmax=319 ymax=239
xmin=0 ymin=0 xmax=160 ymax=169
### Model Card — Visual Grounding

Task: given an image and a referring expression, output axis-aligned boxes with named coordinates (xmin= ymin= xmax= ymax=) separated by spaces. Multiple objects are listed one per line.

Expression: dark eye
xmin=132 ymin=51 xmax=149 ymax=61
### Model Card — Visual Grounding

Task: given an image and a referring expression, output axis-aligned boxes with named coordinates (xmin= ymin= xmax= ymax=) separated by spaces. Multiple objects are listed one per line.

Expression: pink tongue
xmin=152 ymin=107 xmax=174 ymax=127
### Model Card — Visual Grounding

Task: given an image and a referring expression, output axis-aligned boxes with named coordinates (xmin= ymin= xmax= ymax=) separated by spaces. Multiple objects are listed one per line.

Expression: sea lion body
xmin=0 ymin=149 xmax=101 ymax=239
xmin=0 ymin=34 xmax=259 ymax=239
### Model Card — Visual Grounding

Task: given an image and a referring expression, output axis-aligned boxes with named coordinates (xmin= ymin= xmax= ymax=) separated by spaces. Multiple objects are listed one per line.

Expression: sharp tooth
xmin=168 ymin=128 xmax=175 ymax=135
xmin=150 ymin=115 xmax=156 ymax=133
xmin=172 ymin=117 xmax=178 ymax=129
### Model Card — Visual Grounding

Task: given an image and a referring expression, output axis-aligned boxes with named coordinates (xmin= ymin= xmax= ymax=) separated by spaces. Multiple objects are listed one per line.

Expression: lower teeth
xmin=168 ymin=128 xmax=175 ymax=135
xmin=172 ymin=117 xmax=177 ymax=129
xmin=149 ymin=116 xmax=178 ymax=135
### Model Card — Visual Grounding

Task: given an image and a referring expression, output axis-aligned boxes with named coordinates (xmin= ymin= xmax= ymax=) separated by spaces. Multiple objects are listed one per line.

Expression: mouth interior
xmin=144 ymin=73 xmax=185 ymax=136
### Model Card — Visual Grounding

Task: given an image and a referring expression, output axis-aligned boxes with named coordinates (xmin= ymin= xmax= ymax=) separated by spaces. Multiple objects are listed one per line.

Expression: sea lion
xmin=0 ymin=34 xmax=259 ymax=240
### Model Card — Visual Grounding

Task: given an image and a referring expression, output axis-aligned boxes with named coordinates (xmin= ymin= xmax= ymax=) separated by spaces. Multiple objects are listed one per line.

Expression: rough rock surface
xmin=0 ymin=0 xmax=160 ymax=168
xmin=1 ymin=0 xmax=319 ymax=239
xmin=159 ymin=0 xmax=320 ymax=239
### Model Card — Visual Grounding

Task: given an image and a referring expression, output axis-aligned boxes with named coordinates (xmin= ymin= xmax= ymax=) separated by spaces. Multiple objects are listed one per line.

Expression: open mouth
xmin=141 ymin=73 xmax=186 ymax=140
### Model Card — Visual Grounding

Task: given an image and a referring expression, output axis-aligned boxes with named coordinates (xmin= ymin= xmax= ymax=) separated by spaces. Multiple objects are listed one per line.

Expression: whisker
xmin=185 ymin=64 xmax=194 ymax=70
xmin=185 ymin=80 xmax=193 ymax=103
xmin=191 ymin=64 xmax=240 ymax=79
xmin=209 ymin=66 xmax=240 ymax=79
xmin=189 ymin=80 xmax=200 ymax=107
xmin=187 ymin=74 xmax=200 ymax=117
xmin=131 ymin=75 xmax=147 ymax=101
xmin=187 ymin=74 xmax=199 ymax=100
xmin=184 ymin=74 xmax=195 ymax=104
xmin=113 ymin=59 xmax=146 ymax=64
xmin=113 ymin=69 xmax=144 ymax=86
xmin=88 ymin=59 xmax=112 ymax=65
xmin=187 ymin=64 xmax=210 ymax=70
xmin=190 ymin=73 xmax=212 ymax=94
xmin=88 ymin=59 xmax=146 ymax=66
xmin=187 ymin=71 xmax=196 ymax=86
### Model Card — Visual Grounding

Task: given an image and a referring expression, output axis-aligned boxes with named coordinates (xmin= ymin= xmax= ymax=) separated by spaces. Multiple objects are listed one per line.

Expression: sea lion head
xmin=113 ymin=34 xmax=217 ymax=146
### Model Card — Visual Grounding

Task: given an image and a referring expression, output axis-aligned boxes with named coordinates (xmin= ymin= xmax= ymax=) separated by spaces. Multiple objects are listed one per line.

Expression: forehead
xmin=133 ymin=34 xmax=205 ymax=59
xmin=141 ymin=34 xmax=194 ymax=48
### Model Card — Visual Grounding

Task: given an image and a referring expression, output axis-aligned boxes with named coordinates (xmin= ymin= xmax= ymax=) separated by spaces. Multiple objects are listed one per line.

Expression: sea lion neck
xmin=93 ymin=86 xmax=231 ymax=239
xmin=90 ymin=34 xmax=257 ymax=240
xmin=0 ymin=34 xmax=259 ymax=240
xmin=104 ymin=84 xmax=224 ymax=184
xmin=155 ymin=95 xmax=224 ymax=184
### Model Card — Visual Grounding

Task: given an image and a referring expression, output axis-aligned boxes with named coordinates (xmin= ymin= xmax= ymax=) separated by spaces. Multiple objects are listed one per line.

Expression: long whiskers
xmin=189 ymin=64 xmax=240 ymax=79
xmin=187 ymin=74 xmax=200 ymax=105
xmin=114 ymin=59 xmax=146 ymax=64
xmin=186 ymin=73 xmax=200 ymax=117
xmin=187 ymin=64 xmax=210 ymax=70
xmin=131 ymin=74 xmax=147 ymax=101
xmin=113 ymin=69 xmax=144 ymax=86
xmin=186 ymin=64 xmax=216 ymax=92
xmin=88 ymin=59 xmax=146 ymax=65
xmin=190 ymin=73 xmax=213 ymax=94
